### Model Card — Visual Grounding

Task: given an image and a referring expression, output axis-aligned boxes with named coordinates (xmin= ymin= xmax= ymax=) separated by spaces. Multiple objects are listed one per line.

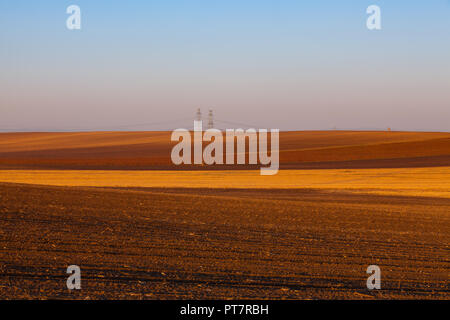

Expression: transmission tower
xmin=207 ymin=109 xmax=214 ymax=129
xmin=196 ymin=108 xmax=202 ymax=122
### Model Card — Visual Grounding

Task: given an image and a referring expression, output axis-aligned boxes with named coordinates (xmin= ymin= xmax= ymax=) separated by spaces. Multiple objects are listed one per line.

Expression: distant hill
xmin=0 ymin=131 xmax=449 ymax=169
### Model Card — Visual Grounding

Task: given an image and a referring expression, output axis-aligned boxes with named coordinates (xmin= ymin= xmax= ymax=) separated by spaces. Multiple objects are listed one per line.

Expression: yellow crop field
xmin=1 ymin=167 xmax=450 ymax=198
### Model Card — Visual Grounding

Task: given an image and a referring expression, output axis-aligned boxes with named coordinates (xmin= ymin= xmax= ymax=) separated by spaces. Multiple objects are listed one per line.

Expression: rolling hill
xmin=0 ymin=131 xmax=449 ymax=169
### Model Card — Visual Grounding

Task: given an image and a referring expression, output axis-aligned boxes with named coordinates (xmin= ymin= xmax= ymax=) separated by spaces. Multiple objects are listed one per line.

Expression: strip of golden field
xmin=1 ymin=167 xmax=450 ymax=198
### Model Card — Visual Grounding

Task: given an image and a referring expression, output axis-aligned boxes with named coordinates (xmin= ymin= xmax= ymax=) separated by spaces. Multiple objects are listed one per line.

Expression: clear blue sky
xmin=0 ymin=0 xmax=449 ymax=131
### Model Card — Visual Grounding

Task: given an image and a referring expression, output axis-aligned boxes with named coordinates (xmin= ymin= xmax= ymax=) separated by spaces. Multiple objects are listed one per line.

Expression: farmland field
xmin=0 ymin=131 xmax=449 ymax=300
xmin=1 ymin=131 xmax=450 ymax=170
xmin=0 ymin=167 xmax=450 ymax=198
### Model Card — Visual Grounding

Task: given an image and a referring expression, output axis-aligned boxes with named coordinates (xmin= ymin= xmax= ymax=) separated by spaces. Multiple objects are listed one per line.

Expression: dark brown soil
xmin=0 ymin=183 xmax=448 ymax=299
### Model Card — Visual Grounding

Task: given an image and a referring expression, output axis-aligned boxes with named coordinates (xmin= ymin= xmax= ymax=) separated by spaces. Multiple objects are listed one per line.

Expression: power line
xmin=0 ymin=117 xmax=194 ymax=132
xmin=215 ymin=119 xmax=263 ymax=129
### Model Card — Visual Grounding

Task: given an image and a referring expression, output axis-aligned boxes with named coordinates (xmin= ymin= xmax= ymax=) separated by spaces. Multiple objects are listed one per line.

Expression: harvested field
xmin=0 ymin=131 xmax=449 ymax=170
xmin=0 ymin=167 xmax=450 ymax=198
xmin=0 ymin=131 xmax=448 ymax=300
xmin=0 ymin=183 xmax=448 ymax=299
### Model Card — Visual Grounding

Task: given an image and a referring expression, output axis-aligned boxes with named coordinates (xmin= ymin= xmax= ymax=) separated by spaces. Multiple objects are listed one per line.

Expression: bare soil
xmin=0 ymin=183 xmax=448 ymax=299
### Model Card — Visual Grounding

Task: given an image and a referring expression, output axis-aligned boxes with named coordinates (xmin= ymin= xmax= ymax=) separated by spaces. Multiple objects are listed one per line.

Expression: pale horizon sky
xmin=0 ymin=1 xmax=449 ymax=132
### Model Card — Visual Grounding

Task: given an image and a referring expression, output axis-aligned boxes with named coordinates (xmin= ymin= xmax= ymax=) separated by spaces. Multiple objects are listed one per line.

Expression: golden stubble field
xmin=0 ymin=167 xmax=450 ymax=198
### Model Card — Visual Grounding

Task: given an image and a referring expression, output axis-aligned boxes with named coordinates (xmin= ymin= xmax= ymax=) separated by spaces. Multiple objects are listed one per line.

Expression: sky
xmin=0 ymin=0 xmax=449 ymax=132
